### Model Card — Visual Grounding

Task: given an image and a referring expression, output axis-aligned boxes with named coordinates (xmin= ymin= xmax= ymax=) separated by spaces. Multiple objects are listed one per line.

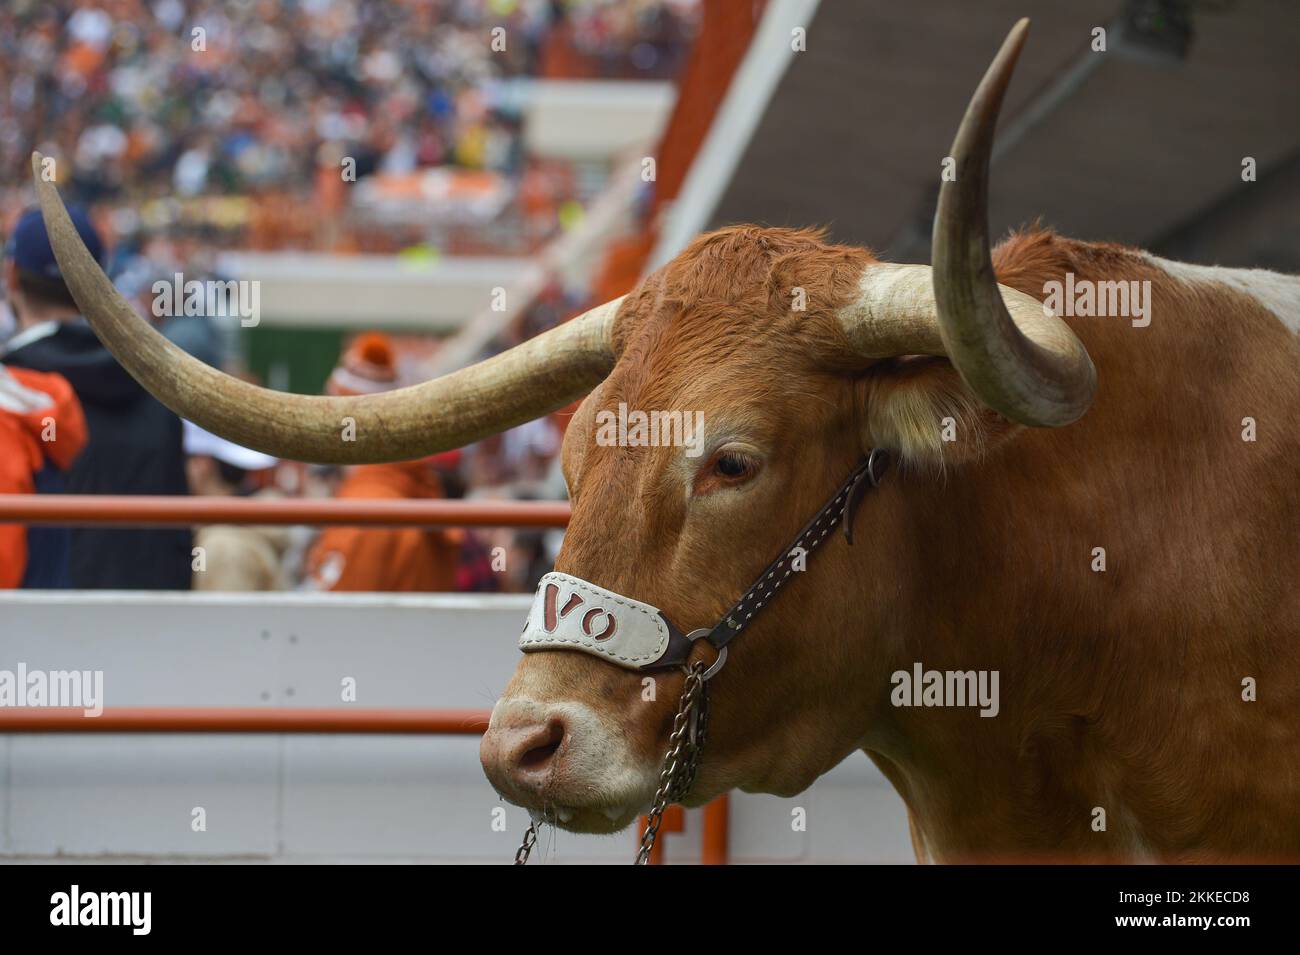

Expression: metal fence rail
xmin=0 ymin=707 xmax=491 ymax=734
xmin=0 ymin=704 xmax=730 ymax=863
xmin=0 ymin=495 xmax=570 ymax=528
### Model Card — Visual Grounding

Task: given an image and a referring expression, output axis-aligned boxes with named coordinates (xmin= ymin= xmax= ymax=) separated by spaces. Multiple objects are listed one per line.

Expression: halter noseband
xmin=518 ymin=449 xmax=891 ymax=679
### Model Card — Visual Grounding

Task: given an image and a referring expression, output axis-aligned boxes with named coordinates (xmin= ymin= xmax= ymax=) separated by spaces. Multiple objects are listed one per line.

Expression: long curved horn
xmin=32 ymin=153 xmax=620 ymax=464
xmin=931 ymin=18 xmax=1095 ymax=426
xmin=835 ymin=20 xmax=1096 ymax=428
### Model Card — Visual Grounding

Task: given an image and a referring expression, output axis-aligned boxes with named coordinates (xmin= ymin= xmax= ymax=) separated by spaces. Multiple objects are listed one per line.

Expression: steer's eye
xmin=694 ymin=447 xmax=760 ymax=496
xmin=715 ymin=453 xmax=751 ymax=479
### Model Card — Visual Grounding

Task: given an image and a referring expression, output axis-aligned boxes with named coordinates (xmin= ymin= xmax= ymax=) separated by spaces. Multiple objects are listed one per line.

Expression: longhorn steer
xmin=33 ymin=20 xmax=1299 ymax=861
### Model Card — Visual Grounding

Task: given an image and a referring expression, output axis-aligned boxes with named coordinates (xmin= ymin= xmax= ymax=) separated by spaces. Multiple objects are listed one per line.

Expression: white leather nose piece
xmin=519 ymin=572 xmax=671 ymax=669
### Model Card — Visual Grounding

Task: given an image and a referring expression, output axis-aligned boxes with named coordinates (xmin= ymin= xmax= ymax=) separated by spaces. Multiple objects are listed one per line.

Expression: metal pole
xmin=0 ymin=495 xmax=570 ymax=529
xmin=0 ymin=707 xmax=492 ymax=734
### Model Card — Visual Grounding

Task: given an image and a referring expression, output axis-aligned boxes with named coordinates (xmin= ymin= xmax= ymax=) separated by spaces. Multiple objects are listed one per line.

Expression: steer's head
xmin=32 ymin=21 xmax=1093 ymax=834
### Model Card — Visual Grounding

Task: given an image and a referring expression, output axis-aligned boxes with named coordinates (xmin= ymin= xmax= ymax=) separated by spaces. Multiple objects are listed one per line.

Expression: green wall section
xmin=245 ymin=326 xmax=346 ymax=396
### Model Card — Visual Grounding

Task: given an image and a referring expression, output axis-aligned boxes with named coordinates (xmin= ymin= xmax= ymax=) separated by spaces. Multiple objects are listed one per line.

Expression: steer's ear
xmin=860 ymin=356 xmax=1020 ymax=468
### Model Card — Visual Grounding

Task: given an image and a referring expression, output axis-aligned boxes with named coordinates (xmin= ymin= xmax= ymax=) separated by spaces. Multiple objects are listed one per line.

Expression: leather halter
xmin=518 ymin=449 xmax=891 ymax=676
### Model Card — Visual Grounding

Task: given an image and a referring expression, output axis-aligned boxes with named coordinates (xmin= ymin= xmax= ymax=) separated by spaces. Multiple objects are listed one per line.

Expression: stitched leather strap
xmin=703 ymin=449 xmax=890 ymax=653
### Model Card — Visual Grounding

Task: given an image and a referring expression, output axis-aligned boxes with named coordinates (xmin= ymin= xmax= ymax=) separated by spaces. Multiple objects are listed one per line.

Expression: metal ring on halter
xmin=701 ymin=647 xmax=727 ymax=680
xmin=866 ymin=447 xmax=889 ymax=487
xmin=683 ymin=628 xmax=728 ymax=680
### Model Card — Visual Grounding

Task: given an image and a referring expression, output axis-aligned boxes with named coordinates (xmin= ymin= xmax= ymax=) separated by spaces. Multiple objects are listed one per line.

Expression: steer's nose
xmin=480 ymin=701 xmax=569 ymax=799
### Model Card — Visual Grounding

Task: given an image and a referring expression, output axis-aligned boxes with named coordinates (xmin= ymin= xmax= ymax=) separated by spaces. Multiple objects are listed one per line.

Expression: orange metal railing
xmin=0 ymin=707 xmax=491 ymax=734
xmin=0 ymin=495 xmax=570 ymax=528
xmin=0 ymin=705 xmax=730 ymax=863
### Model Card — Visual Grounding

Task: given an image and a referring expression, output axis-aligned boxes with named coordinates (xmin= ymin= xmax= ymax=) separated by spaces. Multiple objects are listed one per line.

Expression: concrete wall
xmin=0 ymin=592 xmax=913 ymax=864
xmin=212 ymin=253 xmax=534 ymax=331
xmin=522 ymin=81 xmax=676 ymax=161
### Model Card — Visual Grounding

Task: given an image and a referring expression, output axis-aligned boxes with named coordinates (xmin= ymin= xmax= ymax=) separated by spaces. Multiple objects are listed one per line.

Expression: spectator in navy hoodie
xmin=1 ymin=206 xmax=191 ymax=589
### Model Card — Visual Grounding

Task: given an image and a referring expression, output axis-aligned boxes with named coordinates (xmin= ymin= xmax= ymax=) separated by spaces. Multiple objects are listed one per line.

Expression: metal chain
xmin=513 ymin=661 xmax=710 ymax=866
xmin=635 ymin=661 xmax=709 ymax=865
xmin=514 ymin=819 xmax=538 ymax=865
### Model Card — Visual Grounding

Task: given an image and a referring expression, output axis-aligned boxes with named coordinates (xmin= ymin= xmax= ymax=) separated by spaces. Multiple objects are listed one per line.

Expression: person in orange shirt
xmin=0 ymin=365 xmax=88 ymax=588
xmin=305 ymin=333 xmax=460 ymax=592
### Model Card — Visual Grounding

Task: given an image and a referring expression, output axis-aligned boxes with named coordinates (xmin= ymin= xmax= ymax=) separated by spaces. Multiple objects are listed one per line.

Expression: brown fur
xmin=496 ymin=224 xmax=1300 ymax=861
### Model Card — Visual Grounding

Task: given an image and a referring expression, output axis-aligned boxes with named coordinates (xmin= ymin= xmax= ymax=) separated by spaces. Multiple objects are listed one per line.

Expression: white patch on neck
xmin=1143 ymin=255 xmax=1300 ymax=333
xmin=1109 ymin=799 xmax=1163 ymax=863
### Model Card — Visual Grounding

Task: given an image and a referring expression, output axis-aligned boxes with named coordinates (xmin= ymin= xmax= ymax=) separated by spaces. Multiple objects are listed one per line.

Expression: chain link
xmin=514 ymin=819 xmax=539 ymax=865
xmin=513 ymin=661 xmax=710 ymax=866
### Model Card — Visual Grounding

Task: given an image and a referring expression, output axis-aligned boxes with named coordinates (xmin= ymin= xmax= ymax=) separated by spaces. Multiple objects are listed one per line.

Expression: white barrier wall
xmin=0 ymin=592 xmax=913 ymax=864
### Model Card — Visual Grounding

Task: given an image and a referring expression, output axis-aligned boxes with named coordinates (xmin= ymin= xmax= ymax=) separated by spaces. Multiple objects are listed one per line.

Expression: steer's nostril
xmin=518 ymin=719 xmax=565 ymax=773
xmin=481 ymin=708 xmax=575 ymax=797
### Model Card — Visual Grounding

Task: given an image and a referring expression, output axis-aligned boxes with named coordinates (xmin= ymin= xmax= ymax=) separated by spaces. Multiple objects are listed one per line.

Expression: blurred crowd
xmin=0 ymin=0 xmax=698 ymax=594
xmin=0 ymin=0 xmax=696 ymax=253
